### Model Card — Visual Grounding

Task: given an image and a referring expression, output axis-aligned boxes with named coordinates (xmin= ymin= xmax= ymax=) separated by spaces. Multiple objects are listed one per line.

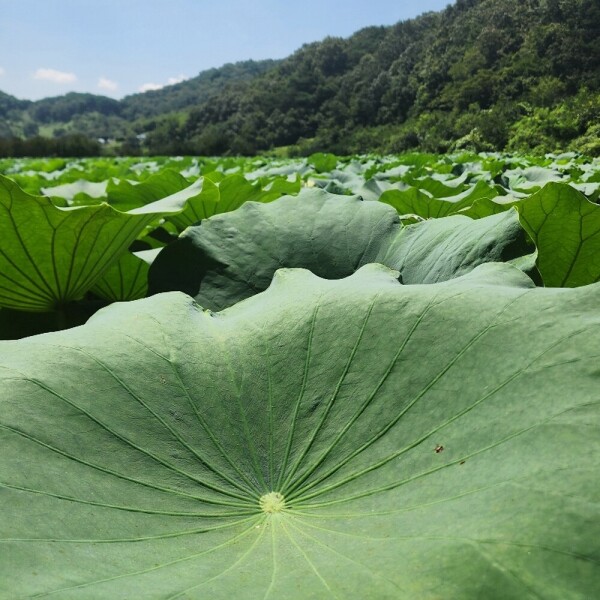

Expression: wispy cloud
xmin=139 ymin=74 xmax=189 ymax=93
xmin=0 ymin=67 xmax=5 ymax=77
xmin=34 ymin=68 xmax=77 ymax=83
xmin=98 ymin=77 xmax=118 ymax=92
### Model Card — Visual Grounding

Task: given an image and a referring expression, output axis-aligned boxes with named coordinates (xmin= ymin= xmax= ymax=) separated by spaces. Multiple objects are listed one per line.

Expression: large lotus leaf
xmin=516 ymin=182 xmax=600 ymax=287
xmin=148 ymin=189 xmax=534 ymax=311
xmin=1 ymin=264 xmax=599 ymax=598
xmin=0 ymin=175 xmax=163 ymax=312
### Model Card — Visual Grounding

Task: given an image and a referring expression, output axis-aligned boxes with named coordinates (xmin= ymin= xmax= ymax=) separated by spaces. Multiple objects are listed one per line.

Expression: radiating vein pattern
xmin=1 ymin=264 xmax=599 ymax=598
xmin=0 ymin=175 xmax=159 ymax=311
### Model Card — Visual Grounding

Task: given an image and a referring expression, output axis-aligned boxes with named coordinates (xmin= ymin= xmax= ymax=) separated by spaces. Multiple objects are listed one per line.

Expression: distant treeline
xmin=0 ymin=135 xmax=101 ymax=158
xmin=1 ymin=0 xmax=599 ymax=156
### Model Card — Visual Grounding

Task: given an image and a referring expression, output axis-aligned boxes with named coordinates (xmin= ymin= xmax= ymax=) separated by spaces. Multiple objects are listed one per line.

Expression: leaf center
xmin=259 ymin=492 xmax=286 ymax=513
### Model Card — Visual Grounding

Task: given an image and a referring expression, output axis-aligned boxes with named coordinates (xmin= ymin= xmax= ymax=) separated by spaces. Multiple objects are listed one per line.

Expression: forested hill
xmin=0 ymin=60 xmax=279 ymax=151
xmin=1 ymin=0 xmax=599 ymax=157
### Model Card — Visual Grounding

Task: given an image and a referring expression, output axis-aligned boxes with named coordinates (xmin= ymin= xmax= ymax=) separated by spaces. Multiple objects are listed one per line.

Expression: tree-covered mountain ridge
xmin=1 ymin=0 xmax=599 ymax=156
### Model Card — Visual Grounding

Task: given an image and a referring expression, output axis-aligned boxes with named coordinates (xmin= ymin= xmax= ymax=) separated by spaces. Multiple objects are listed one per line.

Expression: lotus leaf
xmin=0 ymin=176 xmax=160 ymax=312
xmin=1 ymin=264 xmax=599 ymax=597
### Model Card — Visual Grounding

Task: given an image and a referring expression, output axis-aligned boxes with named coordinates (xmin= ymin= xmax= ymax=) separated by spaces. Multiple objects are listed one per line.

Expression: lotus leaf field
xmin=1 ymin=152 xmax=599 ymax=598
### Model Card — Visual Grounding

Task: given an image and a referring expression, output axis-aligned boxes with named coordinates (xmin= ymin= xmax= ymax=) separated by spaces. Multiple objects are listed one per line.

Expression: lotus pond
xmin=1 ymin=152 xmax=599 ymax=598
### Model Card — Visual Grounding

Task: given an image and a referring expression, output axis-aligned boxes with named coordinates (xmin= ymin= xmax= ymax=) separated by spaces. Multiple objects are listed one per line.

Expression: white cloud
xmin=139 ymin=74 xmax=189 ymax=93
xmin=167 ymin=74 xmax=188 ymax=85
xmin=34 ymin=68 xmax=77 ymax=84
xmin=0 ymin=67 xmax=5 ymax=77
xmin=139 ymin=82 xmax=163 ymax=92
xmin=98 ymin=77 xmax=118 ymax=91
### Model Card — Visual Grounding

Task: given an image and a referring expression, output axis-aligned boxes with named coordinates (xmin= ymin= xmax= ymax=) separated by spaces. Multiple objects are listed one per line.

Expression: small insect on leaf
xmin=435 ymin=445 xmax=444 ymax=453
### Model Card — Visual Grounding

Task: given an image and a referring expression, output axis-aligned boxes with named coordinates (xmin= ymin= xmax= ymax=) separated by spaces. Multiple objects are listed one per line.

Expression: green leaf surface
xmin=401 ymin=176 xmax=467 ymax=197
xmin=216 ymin=173 xmax=285 ymax=206
xmin=379 ymin=188 xmax=438 ymax=216
xmin=263 ymin=175 xmax=302 ymax=196
xmin=460 ymin=197 xmax=516 ymax=219
xmin=379 ymin=181 xmax=498 ymax=219
xmin=516 ymin=182 xmax=600 ymax=287
xmin=503 ymin=166 xmax=565 ymax=192
xmin=149 ymin=189 xmax=534 ymax=310
xmin=373 ymin=210 xmax=536 ymax=285
xmin=308 ymin=152 xmax=338 ymax=173
xmin=1 ymin=264 xmax=599 ymax=598
xmin=106 ymin=170 xmax=190 ymax=212
xmin=163 ymin=174 xmax=288 ymax=232
xmin=90 ymin=251 xmax=149 ymax=302
xmin=0 ymin=176 xmax=158 ymax=311
xmin=151 ymin=178 xmax=218 ymax=231
xmin=164 ymin=177 xmax=234 ymax=231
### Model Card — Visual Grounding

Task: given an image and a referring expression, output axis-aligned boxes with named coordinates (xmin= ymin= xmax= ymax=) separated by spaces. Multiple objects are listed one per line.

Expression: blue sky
xmin=0 ymin=0 xmax=452 ymax=101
